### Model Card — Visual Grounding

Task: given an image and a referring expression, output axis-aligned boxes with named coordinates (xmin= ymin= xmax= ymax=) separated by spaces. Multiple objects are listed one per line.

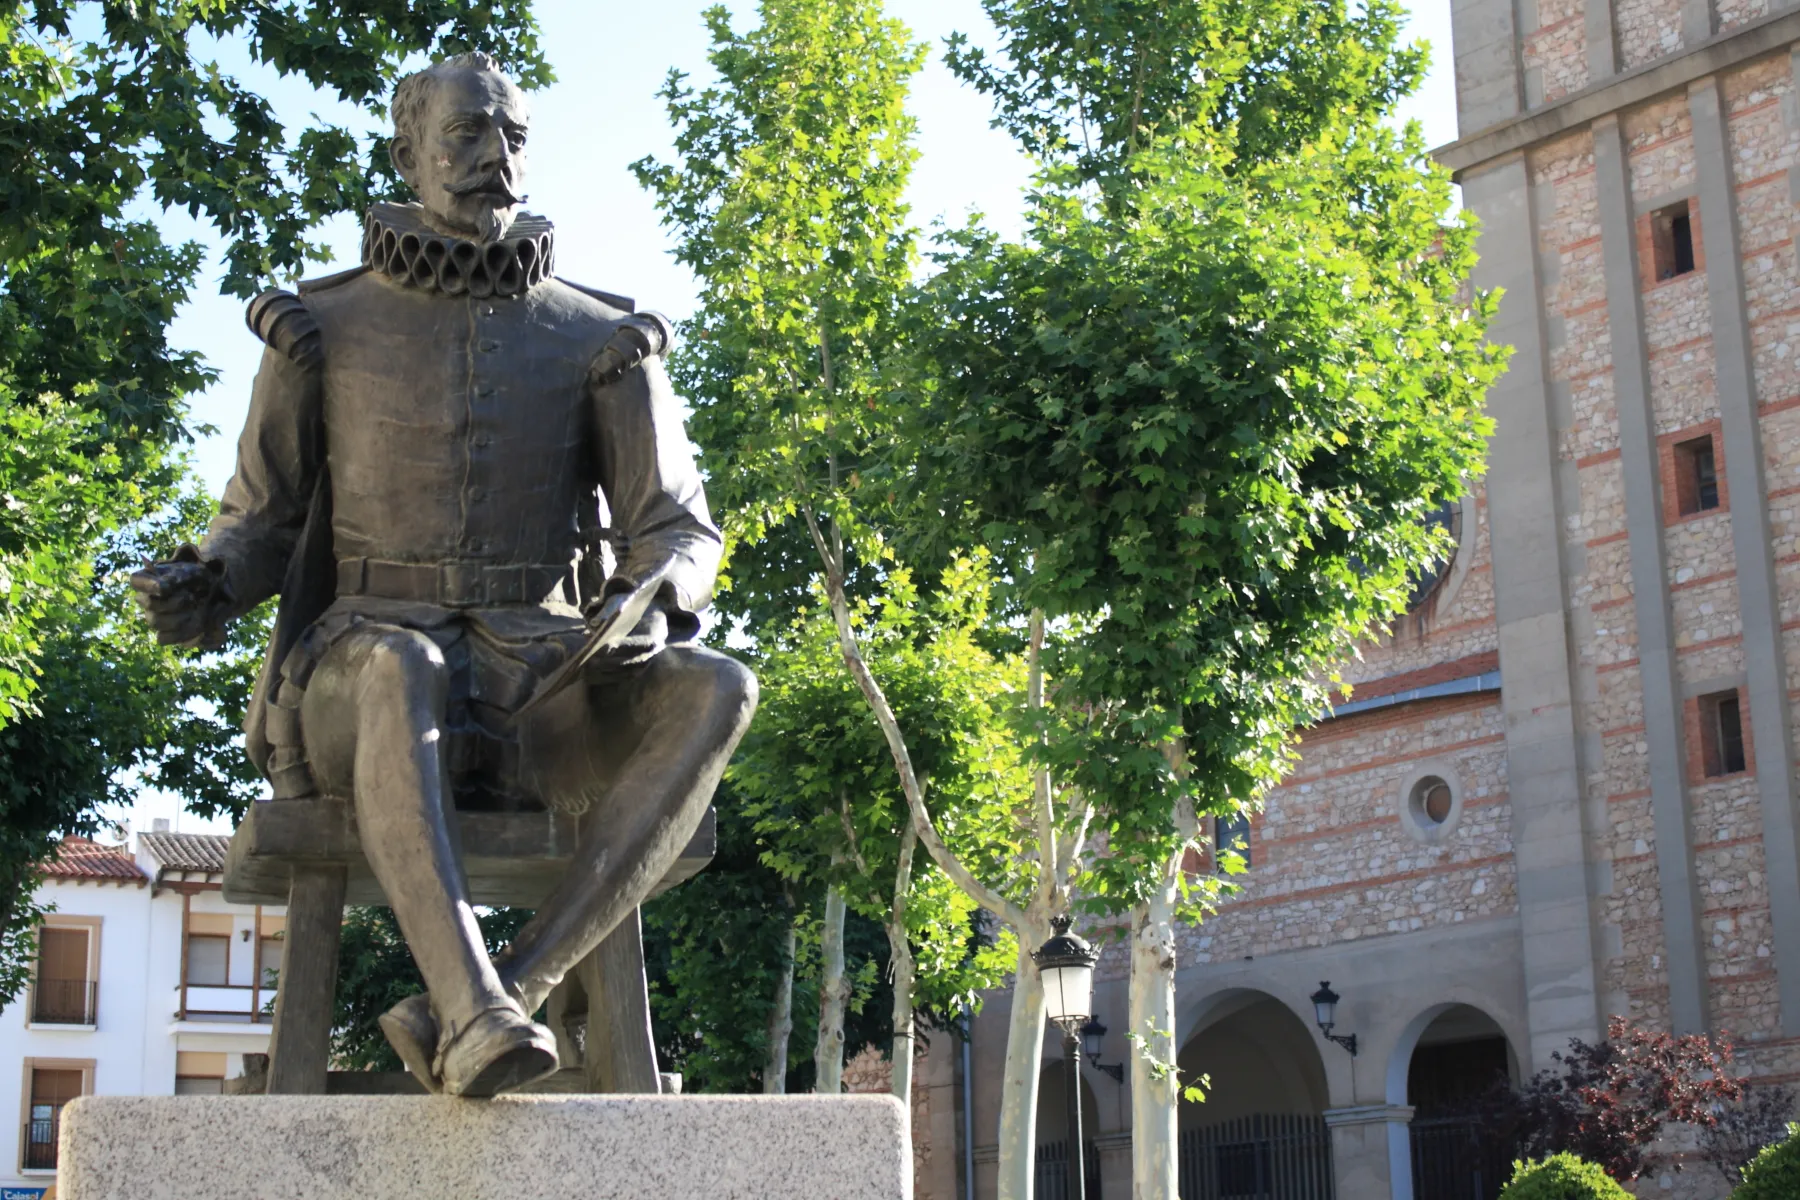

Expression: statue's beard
xmin=443 ymin=175 xmax=524 ymax=243
xmin=471 ymin=204 xmax=518 ymax=243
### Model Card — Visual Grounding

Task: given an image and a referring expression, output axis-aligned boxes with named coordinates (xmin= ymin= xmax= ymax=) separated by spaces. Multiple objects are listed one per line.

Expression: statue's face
xmin=391 ymin=67 xmax=530 ymax=242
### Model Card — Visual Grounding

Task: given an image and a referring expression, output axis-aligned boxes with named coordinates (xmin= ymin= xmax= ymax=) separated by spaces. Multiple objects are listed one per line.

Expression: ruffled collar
xmin=360 ymin=202 xmax=555 ymax=298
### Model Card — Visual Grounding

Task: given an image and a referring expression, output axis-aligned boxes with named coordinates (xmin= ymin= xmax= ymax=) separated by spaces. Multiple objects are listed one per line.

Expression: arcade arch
xmin=1386 ymin=1002 xmax=1517 ymax=1109
xmin=1391 ymin=1003 xmax=1518 ymax=1200
xmin=1173 ymin=991 xmax=1336 ymax=1199
xmin=1035 ymin=1064 xmax=1101 ymax=1200
xmin=1034 ymin=1062 xmax=1100 ymax=1144
xmin=1177 ymin=989 xmax=1330 ymax=1128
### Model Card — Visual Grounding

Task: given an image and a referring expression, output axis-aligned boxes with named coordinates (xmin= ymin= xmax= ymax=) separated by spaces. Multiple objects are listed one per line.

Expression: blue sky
xmin=125 ymin=0 xmax=1458 ymax=834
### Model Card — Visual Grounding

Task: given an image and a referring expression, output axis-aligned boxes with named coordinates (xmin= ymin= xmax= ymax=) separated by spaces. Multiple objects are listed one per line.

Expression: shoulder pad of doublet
xmin=587 ymin=311 xmax=678 ymax=389
xmin=623 ymin=310 xmax=676 ymax=358
xmin=555 ymin=276 xmax=636 ymax=313
xmin=297 ymin=265 xmax=369 ymax=295
xmin=245 ymin=290 xmax=324 ymax=372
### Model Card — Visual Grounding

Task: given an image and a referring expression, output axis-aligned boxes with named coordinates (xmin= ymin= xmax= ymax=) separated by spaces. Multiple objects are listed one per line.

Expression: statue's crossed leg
xmin=298 ymin=624 xmax=756 ymax=1094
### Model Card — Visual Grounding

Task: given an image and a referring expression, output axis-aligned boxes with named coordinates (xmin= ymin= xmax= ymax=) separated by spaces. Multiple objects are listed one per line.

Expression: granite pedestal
xmin=58 ymin=1094 xmax=907 ymax=1200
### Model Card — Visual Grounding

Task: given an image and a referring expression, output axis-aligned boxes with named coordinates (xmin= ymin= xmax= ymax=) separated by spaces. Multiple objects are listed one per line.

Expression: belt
xmin=337 ymin=558 xmax=569 ymax=607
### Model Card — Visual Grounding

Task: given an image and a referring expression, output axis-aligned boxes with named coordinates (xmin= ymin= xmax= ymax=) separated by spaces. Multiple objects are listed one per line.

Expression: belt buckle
xmin=336 ymin=558 xmax=368 ymax=596
xmin=441 ymin=562 xmax=483 ymax=607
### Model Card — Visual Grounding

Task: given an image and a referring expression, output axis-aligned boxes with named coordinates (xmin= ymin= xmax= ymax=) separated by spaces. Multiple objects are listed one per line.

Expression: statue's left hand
xmin=129 ymin=544 xmax=232 ymax=650
xmin=580 ymin=588 xmax=669 ymax=670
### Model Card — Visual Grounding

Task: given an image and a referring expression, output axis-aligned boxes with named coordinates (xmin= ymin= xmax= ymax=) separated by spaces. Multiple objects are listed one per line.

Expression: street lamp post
xmin=1034 ymin=914 xmax=1100 ymax=1200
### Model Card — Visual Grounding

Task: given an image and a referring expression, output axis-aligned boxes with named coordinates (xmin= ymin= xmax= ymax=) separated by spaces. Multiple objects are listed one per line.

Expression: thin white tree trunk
xmin=1128 ymin=864 xmax=1181 ymax=1200
xmin=798 ymin=526 xmax=1079 ymax=1199
xmin=997 ymin=934 xmax=1049 ymax=1200
xmin=889 ymin=923 xmax=916 ymax=1199
xmin=803 ymin=525 xmax=1034 ymax=935
xmin=887 ymin=824 xmax=919 ymax=1162
xmin=815 ymin=885 xmax=849 ymax=1094
xmin=763 ymin=905 xmax=797 ymax=1095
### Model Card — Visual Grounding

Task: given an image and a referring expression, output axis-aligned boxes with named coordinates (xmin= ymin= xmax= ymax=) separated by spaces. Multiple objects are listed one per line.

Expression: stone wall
xmin=1173 ymin=694 xmax=1517 ymax=966
xmin=1526 ymin=0 xmax=1592 ymax=105
xmin=1339 ymin=489 xmax=1498 ymax=689
xmin=1618 ymin=0 xmax=1690 ymax=70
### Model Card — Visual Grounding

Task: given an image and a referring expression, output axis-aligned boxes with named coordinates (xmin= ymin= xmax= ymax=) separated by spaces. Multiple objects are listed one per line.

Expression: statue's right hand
xmin=129 ymin=545 xmax=230 ymax=649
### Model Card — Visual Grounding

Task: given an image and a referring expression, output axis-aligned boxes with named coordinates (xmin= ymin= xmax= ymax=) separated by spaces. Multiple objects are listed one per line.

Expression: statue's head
xmin=389 ymin=52 xmax=530 ymax=243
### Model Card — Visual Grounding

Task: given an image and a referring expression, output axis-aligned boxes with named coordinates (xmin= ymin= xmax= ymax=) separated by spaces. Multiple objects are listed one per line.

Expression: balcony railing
xmin=180 ymin=982 xmax=273 ymax=1023
xmin=30 ymin=978 xmax=96 ymax=1026
xmin=21 ymin=1112 xmax=59 ymax=1170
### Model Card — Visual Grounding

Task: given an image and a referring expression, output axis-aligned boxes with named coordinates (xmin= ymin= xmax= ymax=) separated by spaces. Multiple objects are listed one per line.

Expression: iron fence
xmin=1178 ymin=1113 xmax=1336 ymax=1200
xmin=1034 ymin=1138 xmax=1101 ymax=1200
xmin=1410 ymin=1117 xmax=1513 ymax=1200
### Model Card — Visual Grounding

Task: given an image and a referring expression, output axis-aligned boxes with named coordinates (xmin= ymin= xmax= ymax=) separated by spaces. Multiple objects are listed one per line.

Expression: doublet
xmin=204 ymin=204 xmax=720 ymax=805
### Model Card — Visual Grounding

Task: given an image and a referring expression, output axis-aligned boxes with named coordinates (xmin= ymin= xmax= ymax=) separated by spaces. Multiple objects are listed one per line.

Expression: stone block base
xmin=59 ymin=1094 xmax=906 ymax=1200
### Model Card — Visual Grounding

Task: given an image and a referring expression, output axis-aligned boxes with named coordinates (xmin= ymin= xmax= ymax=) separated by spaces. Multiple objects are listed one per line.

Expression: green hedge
xmin=1498 ymin=1154 xmax=1632 ymax=1200
xmin=1734 ymin=1123 xmax=1800 ymax=1199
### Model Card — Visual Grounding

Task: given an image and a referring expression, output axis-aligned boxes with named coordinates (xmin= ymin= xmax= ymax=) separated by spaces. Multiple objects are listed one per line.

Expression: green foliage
xmin=1734 ymin=1124 xmax=1800 ymax=1200
xmin=1499 ymin=1155 xmax=1632 ymax=1200
xmin=632 ymin=0 xmax=925 ymax=589
xmin=917 ymin=0 xmax=1504 ymax=912
xmin=638 ymin=0 xmax=1024 ymax=1086
xmin=642 ymin=784 xmax=900 ymax=1093
xmin=944 ymin=0 xmax=1427 ymax=189
xmin=0 ymin=475 xmax=267 ymax=1009
xmin=731 ymin=557 xmax=1025 ymax=1016
xmin=642 ymin=783 xmax=800 ymax=1092
xmin=331 ymin=905 xmax=531 ymax=1071
xmin=3 ymin=2 xmax=549 ymax=297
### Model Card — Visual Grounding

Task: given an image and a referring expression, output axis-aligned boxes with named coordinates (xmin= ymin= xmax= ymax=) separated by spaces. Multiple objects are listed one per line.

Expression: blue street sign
xmin=2 ymin=1187 xmax=47 ymax=1199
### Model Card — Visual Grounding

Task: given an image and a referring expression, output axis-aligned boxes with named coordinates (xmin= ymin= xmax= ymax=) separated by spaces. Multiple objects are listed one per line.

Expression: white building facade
xmin=0 ymin=830 xmax=284 ymax=1197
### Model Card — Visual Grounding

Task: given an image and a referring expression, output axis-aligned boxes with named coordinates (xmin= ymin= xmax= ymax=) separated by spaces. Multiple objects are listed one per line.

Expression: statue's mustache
xmin=443 ymin=175 xmax=524 ymax=205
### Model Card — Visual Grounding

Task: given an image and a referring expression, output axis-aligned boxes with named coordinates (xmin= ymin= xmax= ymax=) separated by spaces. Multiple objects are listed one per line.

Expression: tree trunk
xmin=889 ymin=920 xmax=916 ymax=1199
xmin=763 ymin=904 xmax=797 ymax=1095
xmin=1128 ymin=867 xmax=1181 ymax=1200
xmin=887 ymin=822 xmax=919 ymax=1187
xmin=806 ymin=552 xmax=1072 ymax=1195
xmin=815 ymin=885 xmax=849 ymax=1094
xmin=997 ymin=934 xmax=1048 ymax=1200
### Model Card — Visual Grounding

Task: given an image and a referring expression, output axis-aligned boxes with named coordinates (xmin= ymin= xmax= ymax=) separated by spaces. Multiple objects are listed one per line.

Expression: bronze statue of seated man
xmin=131 ymin=52 xmax=756 ymax=1097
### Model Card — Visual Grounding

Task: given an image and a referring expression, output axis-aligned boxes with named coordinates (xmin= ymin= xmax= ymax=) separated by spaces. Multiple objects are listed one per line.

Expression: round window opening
xmin=1413 ymin=776 xmax=1454 ymax=825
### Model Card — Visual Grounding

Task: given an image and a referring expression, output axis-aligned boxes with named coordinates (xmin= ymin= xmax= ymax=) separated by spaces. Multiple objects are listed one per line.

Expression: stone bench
xmin=223 ymin=796 xmax=712 ymax=1095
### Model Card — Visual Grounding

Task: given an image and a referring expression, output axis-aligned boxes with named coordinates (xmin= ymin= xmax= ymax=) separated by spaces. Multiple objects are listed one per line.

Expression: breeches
xmin=268 ymin=610 xmax=740 ymax=816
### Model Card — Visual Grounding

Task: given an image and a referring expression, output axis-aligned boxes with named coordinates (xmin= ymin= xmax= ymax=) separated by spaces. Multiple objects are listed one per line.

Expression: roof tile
xmin=138 ymin=832 xmax=231 ymax=874
xmin=42 ymin=837 xmax=146 ymax=884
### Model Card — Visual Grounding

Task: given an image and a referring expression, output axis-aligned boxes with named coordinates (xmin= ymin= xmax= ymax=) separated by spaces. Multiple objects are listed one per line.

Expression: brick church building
xmin=901 ymin=4 xmax=1800 ymax=1199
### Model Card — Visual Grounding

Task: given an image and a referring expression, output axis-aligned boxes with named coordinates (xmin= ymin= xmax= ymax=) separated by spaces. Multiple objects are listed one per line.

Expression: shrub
xmin=1499 ymin=1154 xmax=1632 ymax=1200
xmin=1734 ymin=1123 xmax=1800 ymax=1200
xmin=1702 ymin=1085 xmax=1796 ymax=1184
xmin=1469 ymin=1015 xmax=1746 ymax=1180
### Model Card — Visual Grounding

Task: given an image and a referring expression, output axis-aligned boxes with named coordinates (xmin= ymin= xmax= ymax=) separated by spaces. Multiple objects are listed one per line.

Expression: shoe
xmin=379 ymin=993 xmax=443 ymax=1094
xmin=434 ymin=1005 xmax=559 ymax=1098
